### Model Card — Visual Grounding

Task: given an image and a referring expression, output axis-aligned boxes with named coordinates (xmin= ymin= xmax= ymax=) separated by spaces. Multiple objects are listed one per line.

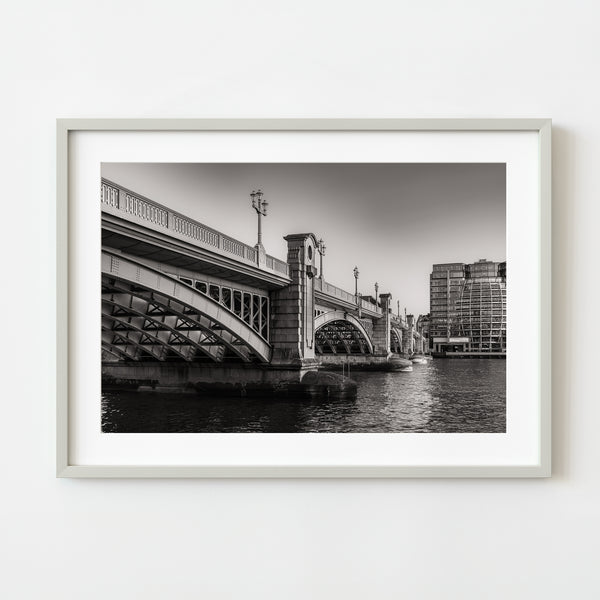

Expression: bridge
xmin=101 ymin=179 xmax=425 ymax=390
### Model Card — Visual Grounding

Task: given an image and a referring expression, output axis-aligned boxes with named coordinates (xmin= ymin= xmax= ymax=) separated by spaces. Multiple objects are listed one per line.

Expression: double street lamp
xmin=318 ymin=238 xmax=326 ymax=280
xmin=250 ymin=189 xmax=268 ymax=247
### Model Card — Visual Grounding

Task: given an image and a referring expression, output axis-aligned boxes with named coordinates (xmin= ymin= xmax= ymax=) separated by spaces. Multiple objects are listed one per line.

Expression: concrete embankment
xmin=102 ymin=362 xmax=357 ymax=399
xmin=318 ymin=354 xmax=413 ymax=372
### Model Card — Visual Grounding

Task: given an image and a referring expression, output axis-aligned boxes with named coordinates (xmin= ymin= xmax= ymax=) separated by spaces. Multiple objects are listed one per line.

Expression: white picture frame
xmin=56 ymin=118 xmax=551 ymax=478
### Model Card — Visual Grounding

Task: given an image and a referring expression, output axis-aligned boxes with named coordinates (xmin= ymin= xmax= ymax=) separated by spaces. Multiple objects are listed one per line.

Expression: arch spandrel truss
xmin=314 ymin=311 xmax=374 ymax=355
xmin=101 ymin=250 xmax=271 ymax=363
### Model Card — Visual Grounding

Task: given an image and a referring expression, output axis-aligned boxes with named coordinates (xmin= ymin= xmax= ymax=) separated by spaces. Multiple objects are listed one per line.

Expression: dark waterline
xmin=101 ymin=359 xmax=505 ymax=433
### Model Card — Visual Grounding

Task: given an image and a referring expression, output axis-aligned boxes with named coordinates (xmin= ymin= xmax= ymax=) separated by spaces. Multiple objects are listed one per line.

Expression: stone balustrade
xmin=101 ymin=178 xmax=289 ymax=277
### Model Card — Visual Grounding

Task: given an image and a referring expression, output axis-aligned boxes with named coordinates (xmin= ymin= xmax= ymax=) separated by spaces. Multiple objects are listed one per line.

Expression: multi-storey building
xmin=429 ymin=259 xmax=506 ymax=356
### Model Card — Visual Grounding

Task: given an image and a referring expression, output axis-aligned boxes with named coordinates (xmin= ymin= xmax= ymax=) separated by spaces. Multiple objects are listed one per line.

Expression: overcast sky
xmin=102 ymin=162 xmax=505 ymax=315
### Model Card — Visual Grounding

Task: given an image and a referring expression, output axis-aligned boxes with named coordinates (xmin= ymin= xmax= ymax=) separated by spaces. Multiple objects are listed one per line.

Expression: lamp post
xmin=353 ymin=266 xmax=359 ymax=298
xmin=250 ymin=189 xmax=268 ymax=248
xmin=397 ymin=300 xmax=400 ymax=318
xmin=318 ymin=238 xmax=326 ymax=280
xmin=374 ymin=281 xmax=379 ymax=306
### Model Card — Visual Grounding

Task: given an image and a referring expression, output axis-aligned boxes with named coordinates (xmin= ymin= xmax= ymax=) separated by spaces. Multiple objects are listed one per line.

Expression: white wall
xmin=2 ymin=1 xmax=598 ymax=598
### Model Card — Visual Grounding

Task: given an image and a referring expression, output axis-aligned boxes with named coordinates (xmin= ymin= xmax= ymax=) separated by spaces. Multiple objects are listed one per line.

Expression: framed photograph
xmin=57 ymin=119 xmax=551 ymax=477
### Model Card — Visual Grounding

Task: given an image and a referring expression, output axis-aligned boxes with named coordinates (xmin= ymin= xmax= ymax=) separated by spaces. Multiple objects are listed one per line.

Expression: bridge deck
xmin=101 ymin=178 xmax=290 ymax=286
xmin=314 ymin=278 xmax=383 ymax=318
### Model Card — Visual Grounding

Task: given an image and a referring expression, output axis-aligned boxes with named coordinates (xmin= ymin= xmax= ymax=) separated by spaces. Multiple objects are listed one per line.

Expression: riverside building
xmin=429 ymin=259 xmax=506 ymax=357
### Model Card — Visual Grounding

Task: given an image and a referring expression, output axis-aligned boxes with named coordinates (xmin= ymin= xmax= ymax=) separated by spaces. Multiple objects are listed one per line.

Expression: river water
xmin=102 ymin=359 xmax=505 ymax=433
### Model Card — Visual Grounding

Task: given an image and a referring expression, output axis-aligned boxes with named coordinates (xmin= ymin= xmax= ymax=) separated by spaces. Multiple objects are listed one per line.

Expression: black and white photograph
xmin=101 ymin=162 xmax=506 ymax=433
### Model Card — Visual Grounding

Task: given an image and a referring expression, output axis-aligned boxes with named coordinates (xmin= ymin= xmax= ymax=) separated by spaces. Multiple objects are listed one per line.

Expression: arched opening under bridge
xmin=314 ymin=311 xmax=374 ymax=355
xmin=101 ymin=250 xmax=272 ymax=364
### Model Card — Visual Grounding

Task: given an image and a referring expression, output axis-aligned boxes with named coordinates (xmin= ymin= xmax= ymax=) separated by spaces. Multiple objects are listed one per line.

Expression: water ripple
xmin=102 ymin=360 xmax=505 ymax=433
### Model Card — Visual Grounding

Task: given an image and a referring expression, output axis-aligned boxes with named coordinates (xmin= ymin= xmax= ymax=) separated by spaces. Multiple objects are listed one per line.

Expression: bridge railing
xmin=101 ymin=179 xmax=289 ymax=278
xmin=391 ymin=315 xmax=406 ymax=329
xmin=265 ymin=254 xmax=289 ymax=275
xmin=360 ymin=297 xmax=378 ymax=312
xmin=314 ymin=278 xmax=356 ymax=305
xmin=314 ymin=278 xmax=383 ymax=316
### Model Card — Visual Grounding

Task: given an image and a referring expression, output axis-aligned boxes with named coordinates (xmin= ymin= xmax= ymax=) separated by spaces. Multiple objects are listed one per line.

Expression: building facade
xmin=429 ymin=259 xmax=506 ymax=356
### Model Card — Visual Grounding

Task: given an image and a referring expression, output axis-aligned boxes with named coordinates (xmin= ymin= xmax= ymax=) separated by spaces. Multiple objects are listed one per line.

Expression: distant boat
xmin=410 ymin=353 xmax=427 ymax=364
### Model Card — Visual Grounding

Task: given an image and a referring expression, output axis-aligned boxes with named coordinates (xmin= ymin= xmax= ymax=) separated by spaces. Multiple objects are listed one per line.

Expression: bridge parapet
xmin=314 ymin=277 xmax=355 ymax=306
xmin=101 ymin=179 xmax=289 ymax=278
xmin=314 ymin=278 xmax=383 ymax=318
xmin=359 ymin=297 xmax=382 ymax=318
xmin=391 ymin=315 xmax=408 ymax=330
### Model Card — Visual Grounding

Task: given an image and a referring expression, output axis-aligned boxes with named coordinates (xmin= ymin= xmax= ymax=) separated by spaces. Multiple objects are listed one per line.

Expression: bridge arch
xmin=391 ymin=327 xmax=403 ymax=353
xmin=101 ymin=250 xmax=271 ymax=363
xmin=314 ymin=311 xmax=374 ymax=355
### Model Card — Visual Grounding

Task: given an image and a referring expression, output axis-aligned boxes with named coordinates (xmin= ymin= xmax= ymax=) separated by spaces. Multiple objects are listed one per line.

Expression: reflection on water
xmin=102 ymin=359 xmax=505 ymax=433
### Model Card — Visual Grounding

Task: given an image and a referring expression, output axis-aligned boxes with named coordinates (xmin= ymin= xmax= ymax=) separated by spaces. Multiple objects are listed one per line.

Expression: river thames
xmin=102 ymin=359 xmax=505 ymax=433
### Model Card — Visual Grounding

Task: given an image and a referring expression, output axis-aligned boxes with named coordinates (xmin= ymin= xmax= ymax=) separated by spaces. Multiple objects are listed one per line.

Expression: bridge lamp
xmin=318 ymin=238 xmax=326 ymax=279
xmin=353 ymin=266 xmax=359 ymax=297
xmin=374 ymin=281 xmax=379 ymax=303
xmin=250 ymin=189 xmax=268 ymax=247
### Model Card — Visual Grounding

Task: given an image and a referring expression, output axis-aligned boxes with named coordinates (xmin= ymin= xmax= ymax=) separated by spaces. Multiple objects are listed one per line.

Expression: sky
xmin=102 ymin=162 xmax=506 ymax=316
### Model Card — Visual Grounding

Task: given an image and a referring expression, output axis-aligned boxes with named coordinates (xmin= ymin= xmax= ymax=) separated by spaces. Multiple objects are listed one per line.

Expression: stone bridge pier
xmin=269 ymin=233 xmax=319 ymax=369
xmin=403 ymin=314 xmax=415 ymax=355
xmin=371 ymin=293 xmax=392 ymax=357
